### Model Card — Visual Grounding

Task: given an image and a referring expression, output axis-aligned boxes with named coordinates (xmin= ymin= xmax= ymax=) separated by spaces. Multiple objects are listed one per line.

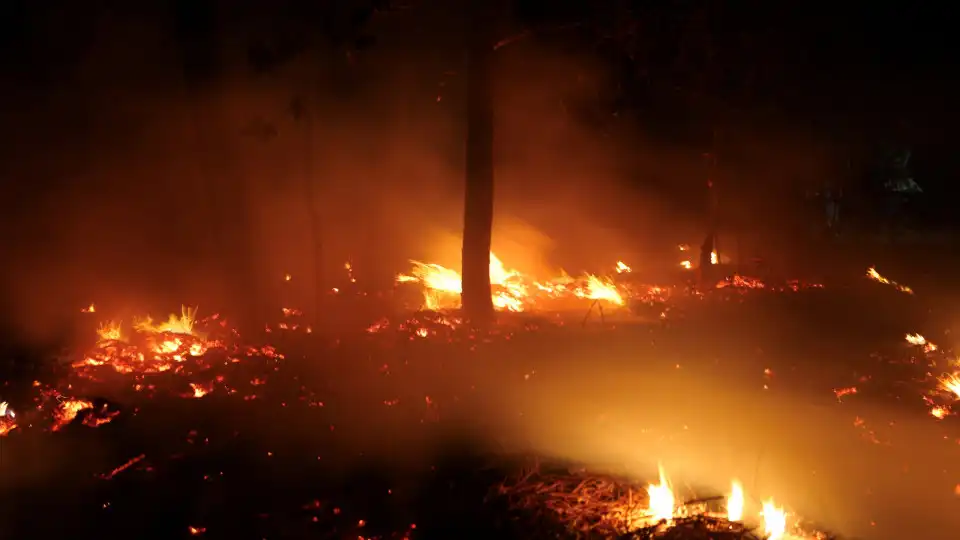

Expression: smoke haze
xmin=0 ymin=2 xmax=837 ymax=344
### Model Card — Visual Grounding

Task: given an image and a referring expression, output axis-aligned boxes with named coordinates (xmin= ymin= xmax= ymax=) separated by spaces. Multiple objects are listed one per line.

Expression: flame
xmin=680 ymin=260 xmax=693 ymax=270
xmin=81 ymin=303 xmax=96 ymax=313
xmin=134 ymin=306 xmax=199 ymax=335
xmin=710 ymin=251 xmax=718 ymax=265
xmin=189 ymin=383 xmax=209 ymax=398
xmin=616 ymin=261 xmax=632 ymax=273
xmin=727 ymin=480 xmax=744 ymax=522
xmin=646 ymin=465 xmax=674 ymax=523
xmin=905 ymin=333 xmax=937 ymax=353
xmin=97 ymin=321 xmax=123 ymax=343
xmin=866 ymin=267 xmax=913 ymax=294
xmin=0 ymin=402 xmax=16 ymax=435
xmin=397 ymin=253 xmax=627 ymax=312
xmin=939 ymin=374 xmax=960 ymax=399
xmin=760 ymin=499 xmax=787 ymax=540
xmin=930 ymin=406 xmax=950 ymax=419
xmin=575 ymin=275 xmax=625 ymax=305
xmin=79 ymin=307 xmax=223 ymax=375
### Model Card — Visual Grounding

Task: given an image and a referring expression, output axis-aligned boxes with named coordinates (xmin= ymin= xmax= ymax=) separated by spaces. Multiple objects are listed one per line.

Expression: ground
xmin=1 ymin=255 xmax=958 ymax=540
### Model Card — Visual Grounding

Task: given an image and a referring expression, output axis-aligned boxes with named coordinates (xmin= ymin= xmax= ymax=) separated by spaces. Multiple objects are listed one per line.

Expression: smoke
xmin=0 ymin=2 xmax=840 ymax=346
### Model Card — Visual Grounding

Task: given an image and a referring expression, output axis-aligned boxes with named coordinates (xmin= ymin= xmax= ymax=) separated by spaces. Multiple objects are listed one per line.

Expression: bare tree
xmin=461 ymin=0 xmax=496 ymax=322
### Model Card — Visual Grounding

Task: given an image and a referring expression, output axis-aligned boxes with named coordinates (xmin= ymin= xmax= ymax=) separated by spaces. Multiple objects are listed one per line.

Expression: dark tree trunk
xmin=461 ymin=0 xmax=495 ymax=323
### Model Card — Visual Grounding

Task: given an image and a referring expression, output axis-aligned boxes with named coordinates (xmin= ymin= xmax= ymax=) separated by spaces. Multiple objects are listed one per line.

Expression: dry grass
xmin=496 ymin=459 xmax=765 ymax=539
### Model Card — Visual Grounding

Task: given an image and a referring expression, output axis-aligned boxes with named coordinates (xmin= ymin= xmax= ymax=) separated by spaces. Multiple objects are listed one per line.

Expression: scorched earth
xmin=1 ymin=255 xmax=958 ymax=540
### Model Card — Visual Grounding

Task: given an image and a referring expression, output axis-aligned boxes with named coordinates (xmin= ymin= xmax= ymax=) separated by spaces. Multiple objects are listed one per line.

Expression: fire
xmin=710 ymin=251 xmax=718 ymax=265
xmin=397 ymin=253 xmax=627 ymax=312
xmin=0 ymin=401 xmax=15 ymax=436
xmin=939 ymin=374 xmax=960 ymax=399
xmin=189 ymin=383 xmax=210 ymax=398
xmin=575 ymin=275 xmax=624 ymax=306
xmin=905 ymin=333 xmax=937 ymax=353
xmin=760 ymin=499 xmax=787 ymax=540
xmin=727 ymin=480 xmax=744 ymax=522
xmin=82 ymin=303 xmax=96 ymax=313
xmin=78 ymin=306 xmax=224 ymax=376
xmin=680 ymin=260 xmax=692 ymax=270
xmin=866 ymin=267 xmax=913 ymax=294
xmin=53 ymin=398 xmax=94 ymax=431
xmin=646 ymin=465 xmax=674 ymax=523
xmin=133 ymin=305 xmax=199 ymax=335
xmin=97 ymin=321 xmax=123 ymax=343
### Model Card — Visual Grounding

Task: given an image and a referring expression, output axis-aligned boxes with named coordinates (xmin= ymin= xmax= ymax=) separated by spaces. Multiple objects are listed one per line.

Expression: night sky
xmin=1 ymin=2 xmax=953 ymax=189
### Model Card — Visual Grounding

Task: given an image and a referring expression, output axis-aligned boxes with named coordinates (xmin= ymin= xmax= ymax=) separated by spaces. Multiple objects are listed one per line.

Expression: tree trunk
xmin=461 ymin=0 xmax=495 ymax=323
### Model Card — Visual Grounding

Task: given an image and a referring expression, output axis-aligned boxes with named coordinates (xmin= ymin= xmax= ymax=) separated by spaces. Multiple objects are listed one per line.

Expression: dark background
xmin=0 ymin=1 xmax=954 ymax=341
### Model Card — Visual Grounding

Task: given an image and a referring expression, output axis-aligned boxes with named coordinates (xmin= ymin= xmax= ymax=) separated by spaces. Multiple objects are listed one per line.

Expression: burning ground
xmin=1 ymin=256 xmax=958 ymax=539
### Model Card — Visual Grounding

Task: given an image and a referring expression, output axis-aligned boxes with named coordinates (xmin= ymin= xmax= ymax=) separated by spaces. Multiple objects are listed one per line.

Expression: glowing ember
xmin=53 ymin=399 xmax=94 ymax=431
xmin=76 ymin=306 xmax=225 ymax=376
xmin=866 ymin=266 xmax=913 ymax=294
xmin=716 ymin=275 xmax=766 ymax=289
xmin=760 ymin=499 xmax=787 ymax=540
xmin=646 ymin=465 xmax=674 ymax=523
xmin=727 ymin=480 xmax=744 ymax=522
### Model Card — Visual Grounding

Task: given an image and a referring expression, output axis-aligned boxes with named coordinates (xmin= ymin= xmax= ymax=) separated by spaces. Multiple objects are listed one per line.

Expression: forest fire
xmin=78 ymin=306 xmax=235 ymax=377
xmin=504 ymin=463 xmax=812 ymax=539
xmin=397 ymin=253 xmax=628 ymax=312
xmin=866 ymin=266 xmax=913 ymax=294
xmin=0 ymin=256 xmax=945 ymax=539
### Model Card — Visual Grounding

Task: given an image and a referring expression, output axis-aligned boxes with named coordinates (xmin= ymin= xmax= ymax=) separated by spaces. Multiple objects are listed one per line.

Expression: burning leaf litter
xmin=865 ymin=267 xmax=913 ymax=295
xmin=0 ymin=255 xmax=914 ymax=538
xmin=500 ymin=461 xmax=825 ymax=539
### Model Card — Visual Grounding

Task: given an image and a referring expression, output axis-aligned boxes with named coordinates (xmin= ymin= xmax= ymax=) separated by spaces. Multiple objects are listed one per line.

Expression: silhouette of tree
xmin=460 ymin=0 xmax=496 ymax=323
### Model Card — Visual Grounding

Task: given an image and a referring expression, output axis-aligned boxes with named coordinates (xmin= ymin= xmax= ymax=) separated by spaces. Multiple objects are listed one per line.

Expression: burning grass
xmin=498 ymin=461 xmax=828 ymax=540
xmin=3 ymin=254 xmax=955 ymax=538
